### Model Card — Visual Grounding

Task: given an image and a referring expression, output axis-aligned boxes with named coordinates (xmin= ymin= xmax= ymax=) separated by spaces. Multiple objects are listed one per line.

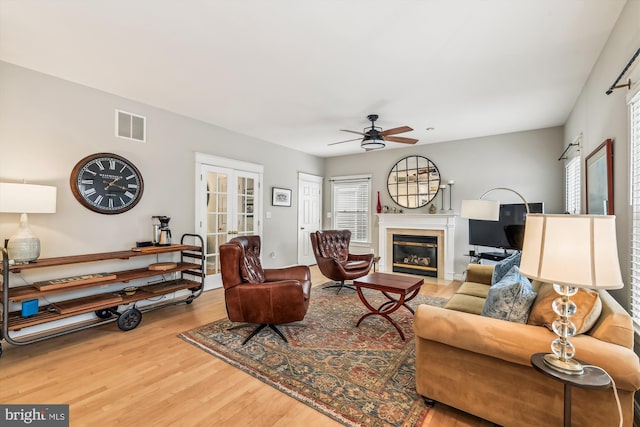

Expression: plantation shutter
xmin=565 ymin=156 xmax=581 ymax=214
xmin=331 ymin=176 xmax=371 ymax=243
xmin=630 ymin=90 xmax=640 ymax=322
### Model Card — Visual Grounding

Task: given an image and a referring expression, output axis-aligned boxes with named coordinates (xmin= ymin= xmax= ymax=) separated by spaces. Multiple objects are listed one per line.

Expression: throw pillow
xmin=240 ymin=246 xmax=265 ymax=283
xmin=482 ymin=265 xmax=536 ymax=323
xmin=491 ymin=251 xmax=521 ymax=285
xmin=527 ymin=283 xmax=602 ymax=334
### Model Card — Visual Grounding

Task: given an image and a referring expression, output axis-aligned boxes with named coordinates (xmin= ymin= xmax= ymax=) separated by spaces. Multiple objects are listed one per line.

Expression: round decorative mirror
xmin=387 ymin=155 xmax=441 ymax=209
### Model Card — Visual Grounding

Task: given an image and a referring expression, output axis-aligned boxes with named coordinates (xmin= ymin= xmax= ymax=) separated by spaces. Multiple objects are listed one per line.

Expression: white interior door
xmin=196 ymin=154 xmax=263 ymax=290
xmin=297 ymin=173 xmax=322 ymax=265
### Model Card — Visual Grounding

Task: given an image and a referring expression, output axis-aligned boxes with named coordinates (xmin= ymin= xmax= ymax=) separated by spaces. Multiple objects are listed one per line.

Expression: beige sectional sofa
xmin=413 ymin=263 xmax=640 ymax=427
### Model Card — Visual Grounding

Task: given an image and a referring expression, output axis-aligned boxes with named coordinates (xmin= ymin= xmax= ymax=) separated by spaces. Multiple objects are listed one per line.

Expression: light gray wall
xmin=0 ymin=61 xmax=323 ymax=269
xmin=324 ymin=127 xmax=565 ymax=277
xmin=564 ymin=0 xmax=640 ymax=309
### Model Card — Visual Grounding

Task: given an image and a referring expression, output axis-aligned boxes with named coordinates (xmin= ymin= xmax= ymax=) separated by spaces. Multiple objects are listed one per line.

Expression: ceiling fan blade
xmin=380 ymin=126 xmax=413 ymax=136
xmin=340 ymin=129 xmax=366 ymax=136
xmin=384 ymin=136 xmax=419 ymax=144
xmin=328 ymin=137 xmax=363 ymax=146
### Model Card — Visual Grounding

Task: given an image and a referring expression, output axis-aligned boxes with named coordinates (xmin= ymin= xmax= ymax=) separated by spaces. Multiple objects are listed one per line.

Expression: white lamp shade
xmin=460 ymin=199 xmax=500 ymax=221
xmin=520 ymin=214 xmax=623 ymax=289
xmin=0 ymin=183 xmax=57 ymax=213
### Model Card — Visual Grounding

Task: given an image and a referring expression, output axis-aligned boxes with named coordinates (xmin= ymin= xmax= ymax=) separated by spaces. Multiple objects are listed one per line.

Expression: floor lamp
xmin=519 ymin=214 xmax=623 ymax=375
xmin=460 ymin=187 xmax=529 ymax=221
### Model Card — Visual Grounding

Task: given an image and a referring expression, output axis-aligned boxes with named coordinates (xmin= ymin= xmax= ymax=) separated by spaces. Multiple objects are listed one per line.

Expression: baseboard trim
xmin=635 ymin=398 xmax=640 ymax=427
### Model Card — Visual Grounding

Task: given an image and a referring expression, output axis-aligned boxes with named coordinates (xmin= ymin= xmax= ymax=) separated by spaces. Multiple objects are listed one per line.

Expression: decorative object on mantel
xmin=429 ymin=204 xmax=437 ymax=214
xmin=387 ymin=155 xmax=441 ymax=209
xmin=438 ymin=184 xmax=447 ymax=212
xmin=585 ymin=139 xmax=614 ymax=215
xmin=0 ymin=182 xmax=57 ymax=263
xmin=447 ymin=180 xmax=455 ymax=212
xmin=376 ymin=191 xmax=382 ymax=214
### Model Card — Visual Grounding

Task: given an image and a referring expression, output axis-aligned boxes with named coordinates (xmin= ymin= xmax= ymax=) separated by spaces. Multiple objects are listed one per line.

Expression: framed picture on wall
xmin=272 ymin=187 xmax=292 ymax=207
xmin=585 ymin=138 xmax=614 ymax=215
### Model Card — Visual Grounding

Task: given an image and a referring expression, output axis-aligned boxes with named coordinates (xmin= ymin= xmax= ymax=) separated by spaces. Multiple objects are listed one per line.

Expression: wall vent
xmin=116 ymin=109 xmax=146 ymax=142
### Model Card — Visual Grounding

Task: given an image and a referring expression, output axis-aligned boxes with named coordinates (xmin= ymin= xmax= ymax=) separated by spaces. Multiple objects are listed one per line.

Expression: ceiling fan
xmin=329 ymin=114 xmax=418 ymax=151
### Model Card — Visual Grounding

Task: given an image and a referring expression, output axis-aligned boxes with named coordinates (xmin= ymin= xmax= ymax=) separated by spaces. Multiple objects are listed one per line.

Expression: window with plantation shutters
xmin=331 ymin=175 xmax=371 ymax=243
xmin=565 ymin=156 xmax=581 ymax=214
xmin=630 ymin=90 xmax=640 ymax=323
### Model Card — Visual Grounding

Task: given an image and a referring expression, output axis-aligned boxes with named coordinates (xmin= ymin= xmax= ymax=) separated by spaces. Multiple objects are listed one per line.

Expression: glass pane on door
xmin=205 ymin=171 xmax=229 ymax=276
xmin=237 ymin=176 xmax=256 ymax=236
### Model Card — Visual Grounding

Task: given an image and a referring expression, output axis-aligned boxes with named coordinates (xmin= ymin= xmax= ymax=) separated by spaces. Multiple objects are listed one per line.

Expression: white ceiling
xmin=0 ymin=0 xmax=626 ymax=157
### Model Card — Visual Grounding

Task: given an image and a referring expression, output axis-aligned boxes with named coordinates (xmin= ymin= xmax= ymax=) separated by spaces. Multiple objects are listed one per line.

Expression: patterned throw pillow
xmin=491 ymin=251 xmax=522 ymax=285
xmin=482 ymin=265 xmax=537 ymax=323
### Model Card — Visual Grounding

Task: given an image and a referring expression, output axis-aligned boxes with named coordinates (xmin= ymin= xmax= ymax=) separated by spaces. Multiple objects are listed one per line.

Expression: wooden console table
xmin=0 ymin=234 xmax=205 ymax=357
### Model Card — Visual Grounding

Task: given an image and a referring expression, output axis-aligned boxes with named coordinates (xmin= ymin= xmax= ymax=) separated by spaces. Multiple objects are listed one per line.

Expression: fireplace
xmin=392 ymin=234 xmax=438 ymax=277
xmin=377 ymin=214 xmax=456 ymax=280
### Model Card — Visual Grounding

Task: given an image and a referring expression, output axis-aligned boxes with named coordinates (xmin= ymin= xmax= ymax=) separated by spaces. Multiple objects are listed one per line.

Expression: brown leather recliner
xmin=310 ymin=230 xmax=373 ymax=293
xmin=220 ymin=235 xmax=311 ymax=345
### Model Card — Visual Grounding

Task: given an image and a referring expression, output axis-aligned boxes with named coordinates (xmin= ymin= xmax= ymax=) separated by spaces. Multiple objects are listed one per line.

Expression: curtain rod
xmin=558 ymin=142 xmax=580 ymax=161
xmin=605 ymin=47 xmax=640 ymax=95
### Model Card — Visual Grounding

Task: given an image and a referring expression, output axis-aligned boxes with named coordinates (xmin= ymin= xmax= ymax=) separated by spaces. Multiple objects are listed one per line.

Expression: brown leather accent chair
xmin=220 ymin=235 xmax=311 ymax=345
xmin=310 ymin=230 xmax=373 ymax=293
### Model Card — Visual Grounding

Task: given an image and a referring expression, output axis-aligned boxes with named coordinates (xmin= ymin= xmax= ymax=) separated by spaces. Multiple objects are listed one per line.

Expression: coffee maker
xmin=152 ymin=216 xmax=172 ymax=246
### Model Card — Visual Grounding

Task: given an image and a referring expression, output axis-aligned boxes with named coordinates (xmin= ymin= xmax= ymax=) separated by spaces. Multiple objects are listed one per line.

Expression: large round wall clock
xmin=70 ymin=153 xmax=144 ymax=214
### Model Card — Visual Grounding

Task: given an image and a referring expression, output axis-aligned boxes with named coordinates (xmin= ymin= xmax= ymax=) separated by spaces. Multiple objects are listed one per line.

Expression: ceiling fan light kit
xmin=361 ymin=136 xmax=386 ymax=151
xmin=331 ymin=114 xmax=419 ymax=151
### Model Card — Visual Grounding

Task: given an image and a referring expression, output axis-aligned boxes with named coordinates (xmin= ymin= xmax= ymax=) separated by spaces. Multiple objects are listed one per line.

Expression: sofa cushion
xmin=445 ymin=293 xmax=486 ymax=314
xmin=482 ymin=266 xmax=536 ymax=323
xmin=491 ymin=251 xmax=521 ymax=284
xmin=457 ymin=281 xmax=491 ymax=299
xmin=527 ymin=283 xmax=602 ymax=334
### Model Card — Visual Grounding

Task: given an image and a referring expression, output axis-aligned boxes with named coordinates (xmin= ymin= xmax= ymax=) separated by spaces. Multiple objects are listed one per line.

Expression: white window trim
xmin=330 ymin=174 xmax=372 ymax=245
xmin=564 ymin=133 xmax=582 ymax=215
xmin=627 ymin=62 xmax=640 ymax=326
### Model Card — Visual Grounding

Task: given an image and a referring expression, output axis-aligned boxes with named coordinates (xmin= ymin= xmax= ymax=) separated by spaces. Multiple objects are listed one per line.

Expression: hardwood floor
xmin=0 ymin=267 xmax=495 ymax=426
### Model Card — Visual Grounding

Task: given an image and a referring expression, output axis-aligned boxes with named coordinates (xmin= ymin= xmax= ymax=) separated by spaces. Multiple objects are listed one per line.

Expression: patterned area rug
xmin=179 ymin=284 xmax=449 ymax=427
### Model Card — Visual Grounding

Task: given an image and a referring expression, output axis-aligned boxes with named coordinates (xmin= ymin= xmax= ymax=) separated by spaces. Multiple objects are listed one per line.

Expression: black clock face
xmin=70 ymin=153 xmax=144 ymax=214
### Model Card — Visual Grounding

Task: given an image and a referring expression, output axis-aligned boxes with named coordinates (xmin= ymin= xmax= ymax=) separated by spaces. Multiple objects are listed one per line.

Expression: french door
xmin=196 ymin=154 xmax=263 ymax=289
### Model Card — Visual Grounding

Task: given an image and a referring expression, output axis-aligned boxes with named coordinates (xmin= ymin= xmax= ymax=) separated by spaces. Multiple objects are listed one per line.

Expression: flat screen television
xmin=468 ymin=202 xmax=544 ymax=250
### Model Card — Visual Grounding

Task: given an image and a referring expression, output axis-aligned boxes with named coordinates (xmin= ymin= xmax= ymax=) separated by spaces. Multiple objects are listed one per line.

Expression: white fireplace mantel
xmin=377 ymin=213 xmax=456 ymax=280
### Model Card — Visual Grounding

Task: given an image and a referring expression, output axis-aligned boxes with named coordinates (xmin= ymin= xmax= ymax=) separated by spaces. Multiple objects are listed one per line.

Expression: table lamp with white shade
xmin=0 ymin=182 xmax=57 ymax=263
xmin=519 ymin=214 xmax=623 ymax=375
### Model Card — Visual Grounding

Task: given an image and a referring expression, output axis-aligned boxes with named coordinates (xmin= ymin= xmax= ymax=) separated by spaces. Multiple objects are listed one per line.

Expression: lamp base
xmin=6 ymin=213 xmax=41 ymax=263
xmin=542 ymin=353 xmax=584 ymax=375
